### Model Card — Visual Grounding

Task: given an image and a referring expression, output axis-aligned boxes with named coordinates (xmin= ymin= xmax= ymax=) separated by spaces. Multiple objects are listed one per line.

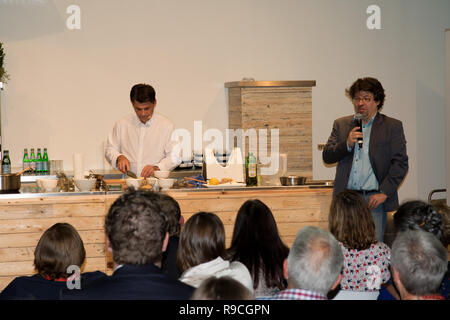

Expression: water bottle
xmin=42 ymin=148 xmax=49 ymax=175
xmin=2 ymin=150 xmax=11 ymax=174
xmin=23 ymin=148 xmax=29 ymax=175
xmin=36 ymin=148 xmax=42 ymax=175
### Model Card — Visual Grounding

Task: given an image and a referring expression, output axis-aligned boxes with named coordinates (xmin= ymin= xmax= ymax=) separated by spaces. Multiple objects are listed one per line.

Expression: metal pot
xmin=280 ymin=175 xmax=307 ymax=186
xmin=0 ymin=173 xmax=21 ymax=193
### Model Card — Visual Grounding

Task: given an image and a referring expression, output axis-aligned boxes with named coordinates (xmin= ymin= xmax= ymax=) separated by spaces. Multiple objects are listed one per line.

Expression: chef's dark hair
xmin=345 ymin=77 xmax=385 ymax=109
xmin=130 ymin=83 xmax=156 ymax=104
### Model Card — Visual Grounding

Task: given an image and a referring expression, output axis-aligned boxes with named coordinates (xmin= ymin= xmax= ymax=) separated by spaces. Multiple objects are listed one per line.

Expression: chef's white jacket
xmin=105 ymin=112 xmax=181 ymax=175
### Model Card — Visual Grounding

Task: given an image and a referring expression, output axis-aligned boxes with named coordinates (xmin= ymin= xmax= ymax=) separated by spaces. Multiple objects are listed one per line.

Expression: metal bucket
xmin=280 ymin=176 xmax=307 ymax=186
xmin=0 ymin=173 xmax=21 ymax=193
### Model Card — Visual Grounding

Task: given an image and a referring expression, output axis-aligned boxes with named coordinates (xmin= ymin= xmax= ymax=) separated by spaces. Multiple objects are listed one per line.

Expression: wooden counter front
xmin=0 ymin=187 xmax=332 ymax=291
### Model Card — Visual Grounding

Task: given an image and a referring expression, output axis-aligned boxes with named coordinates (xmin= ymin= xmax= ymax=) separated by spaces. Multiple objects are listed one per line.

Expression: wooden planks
xmin=227 ymin=84 xmax=314 ymax=177
xmin=0 ymin=196 xmax=108 ymax=291
xmin=170 ymin=188 xmax=332 ymax=248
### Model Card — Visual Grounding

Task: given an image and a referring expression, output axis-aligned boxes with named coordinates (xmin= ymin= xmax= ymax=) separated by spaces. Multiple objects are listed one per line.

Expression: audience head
xmin=228 ymin=199 xmax=289 ymax=290
xmin=329 ymin=189 xmax=377 ymax=250
xmin=177 ymin=212 xmax=226 ymax=273
xmin=433 ymin=202 xmax=450 ymax=247
xmin=286 ymin=226 xmax=343 ymax=296
xmin=159 ymin=193 xmax=182 ymax=237
xmin=105 ymin=189 xmax=168 ymax=265
xmin=191 ymin=276 xmax=254 ymax=300
xmin=34 ymin=223 xmax=86 ymax=280
xmin=391 ymin=230 xmax=447 ymax=299
xmin=394 ymin=200 xmax=445 ymax=246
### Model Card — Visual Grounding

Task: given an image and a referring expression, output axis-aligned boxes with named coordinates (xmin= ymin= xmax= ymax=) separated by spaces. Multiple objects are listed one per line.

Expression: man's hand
xmin=368 ymin=193 xmax=387 ymax=210
xmin=347 ymin=126 xmax=363 ymax=148
xmin=140 ymin=165 xmax=160 ymax=178
xmin=116 ymin=155 xmax=130 ymax=174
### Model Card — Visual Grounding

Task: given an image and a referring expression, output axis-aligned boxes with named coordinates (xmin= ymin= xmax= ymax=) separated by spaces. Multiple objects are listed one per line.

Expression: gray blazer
xmin=322 ymin=113 xmax=408 ymax=212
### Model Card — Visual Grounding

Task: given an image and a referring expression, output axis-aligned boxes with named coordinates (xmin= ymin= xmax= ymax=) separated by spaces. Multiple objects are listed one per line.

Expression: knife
xmin=126 ymin=171 xmax=138 ymax=179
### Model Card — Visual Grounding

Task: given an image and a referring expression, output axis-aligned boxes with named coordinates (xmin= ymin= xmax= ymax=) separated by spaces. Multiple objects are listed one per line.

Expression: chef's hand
xmin=116 ymin=155 xmax=130 ymax=173
xmin=368 ymin=193 xmax=387 ymax=210
xmin=140 ymin=165 xmax=160 ymax=178
xmin=347 ymin=126 xmax=363 ymax=148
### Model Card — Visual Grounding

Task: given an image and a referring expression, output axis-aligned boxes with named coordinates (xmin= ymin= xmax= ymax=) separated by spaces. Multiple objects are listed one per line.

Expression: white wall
xmin=0 ymin=0 xmax=449 ymax=202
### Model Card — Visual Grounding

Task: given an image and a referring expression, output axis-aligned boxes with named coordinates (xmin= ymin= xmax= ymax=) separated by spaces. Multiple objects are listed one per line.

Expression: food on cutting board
xmin=208 ymin=177 xmax=236 ymax=185
xmin=209 ymin=178 xmax=220 ymax=185
xmin=220 ymin=178 xmax=235 ymax=184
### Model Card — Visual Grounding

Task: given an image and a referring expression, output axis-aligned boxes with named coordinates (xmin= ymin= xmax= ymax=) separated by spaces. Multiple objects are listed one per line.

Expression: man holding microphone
xmin=323 ymin=77 xmax=409 ymax=242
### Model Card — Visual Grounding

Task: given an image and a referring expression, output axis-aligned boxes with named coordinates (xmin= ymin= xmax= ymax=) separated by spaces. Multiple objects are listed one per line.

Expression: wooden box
xmin=225 ymin=80 xmax=316 ymax=178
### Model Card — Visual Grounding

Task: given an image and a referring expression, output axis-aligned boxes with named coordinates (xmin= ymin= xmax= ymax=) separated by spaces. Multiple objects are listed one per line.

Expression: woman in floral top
xmin=329 ymin=190 xmax=391 ymax=299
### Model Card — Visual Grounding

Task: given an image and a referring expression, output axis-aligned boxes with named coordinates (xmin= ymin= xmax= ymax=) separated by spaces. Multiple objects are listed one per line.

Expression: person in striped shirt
xmin=260 ymin=226 xmax=343 ymax=300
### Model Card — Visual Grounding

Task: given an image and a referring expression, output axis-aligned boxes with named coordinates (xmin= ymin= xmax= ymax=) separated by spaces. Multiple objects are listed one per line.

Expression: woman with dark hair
xmin=177 ymin=212 xmax=253 ymax=292
xmin=0 ymin=223 xmax=105 ymax=300
xmin=328 ymin=190 xmax=391 ymax=300
xmin=191 ymin=276 xmax=254 ymax=300
xmin=393 ymin=200 xmax=445 ymax=244
xmin=227 ymin=199 xmax=289 ymax=297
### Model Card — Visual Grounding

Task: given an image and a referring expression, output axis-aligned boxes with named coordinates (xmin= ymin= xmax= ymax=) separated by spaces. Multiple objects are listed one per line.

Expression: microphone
xmin=354 ymin=113 xmax=363 ymax=148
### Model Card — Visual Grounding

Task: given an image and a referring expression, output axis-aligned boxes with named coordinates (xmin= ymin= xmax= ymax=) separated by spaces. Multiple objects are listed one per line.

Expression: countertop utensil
xmin=184 ymin=177 xmax=207 ymax=184
xmin=15 ymin=167 xmax=31 ymax=176
xmin=126 ymin=171 xmax=138 ymax=179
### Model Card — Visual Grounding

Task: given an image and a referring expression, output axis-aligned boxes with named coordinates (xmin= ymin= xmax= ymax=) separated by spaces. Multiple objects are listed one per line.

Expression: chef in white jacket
xmin=105 ymin=83 xmax=181 ymax=178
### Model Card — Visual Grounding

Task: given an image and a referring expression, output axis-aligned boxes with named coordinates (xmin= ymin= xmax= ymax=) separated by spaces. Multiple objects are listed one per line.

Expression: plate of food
xmin=205 ymin=178 xmax=246 ymax=188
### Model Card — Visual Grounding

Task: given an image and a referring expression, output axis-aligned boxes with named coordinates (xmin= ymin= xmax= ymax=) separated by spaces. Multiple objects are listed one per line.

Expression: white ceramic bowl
xmin=158 ymin=178 xmax=175 ymax=190
xmin=74 ymin=178 xmax=96 ymax=192
xmin=125 ymin=178 xmax=144 ymax=189
xmin=36 ymin=178 xmax=59 ymax=192
xmin=146 ymin=177 xmax=158 ymax=187
xmin=154 ymin=170 xmax=170 ymax=179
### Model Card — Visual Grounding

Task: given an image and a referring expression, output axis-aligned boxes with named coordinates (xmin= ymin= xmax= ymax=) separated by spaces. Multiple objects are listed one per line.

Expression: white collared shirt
xmin=105 ymin=112 xmax=181 ymax=175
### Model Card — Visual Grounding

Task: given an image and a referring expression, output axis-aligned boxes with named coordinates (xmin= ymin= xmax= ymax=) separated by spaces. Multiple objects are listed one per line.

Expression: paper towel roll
xmin=73 ymin=153 xmax=84 ymax=179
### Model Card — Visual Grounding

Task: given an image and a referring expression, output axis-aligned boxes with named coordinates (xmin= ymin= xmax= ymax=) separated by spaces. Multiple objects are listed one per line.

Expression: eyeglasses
xmin=352 ymin=96 xmax=373 ymax=103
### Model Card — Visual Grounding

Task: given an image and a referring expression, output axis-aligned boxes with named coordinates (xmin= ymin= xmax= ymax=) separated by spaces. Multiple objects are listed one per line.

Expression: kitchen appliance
xmin=0 ymin=167 xmax=31 ymax=193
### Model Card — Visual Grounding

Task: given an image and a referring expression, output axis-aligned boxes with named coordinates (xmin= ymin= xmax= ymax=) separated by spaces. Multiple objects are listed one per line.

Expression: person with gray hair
xmin=391 ymin=230 xmax=447 ymax=300
xmin=260 ymin=226 xmax=343 ymax=300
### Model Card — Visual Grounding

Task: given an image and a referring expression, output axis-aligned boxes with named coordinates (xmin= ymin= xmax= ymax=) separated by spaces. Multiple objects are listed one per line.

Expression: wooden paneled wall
xmin=0 ymin=196 xmax=112 ymax=291
xmin=228 ymin=86 xmax=313 ymax=178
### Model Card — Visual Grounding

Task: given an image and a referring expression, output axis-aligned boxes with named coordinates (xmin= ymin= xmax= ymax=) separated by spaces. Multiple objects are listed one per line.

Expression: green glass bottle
xmin=42 ymin=148 xmax=49 ymax=175
xmin=30 ymin=148 xmax=36 ymax=175
xmin=245 ymin=152 xmax=257 ymax=186
xmin=23 ymin=148 xmax=29 ymax=174
xmin=2 ymin=150 xmax=11 ymax=174
xmin=36 ymin=148 xmax=42 ymax=175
